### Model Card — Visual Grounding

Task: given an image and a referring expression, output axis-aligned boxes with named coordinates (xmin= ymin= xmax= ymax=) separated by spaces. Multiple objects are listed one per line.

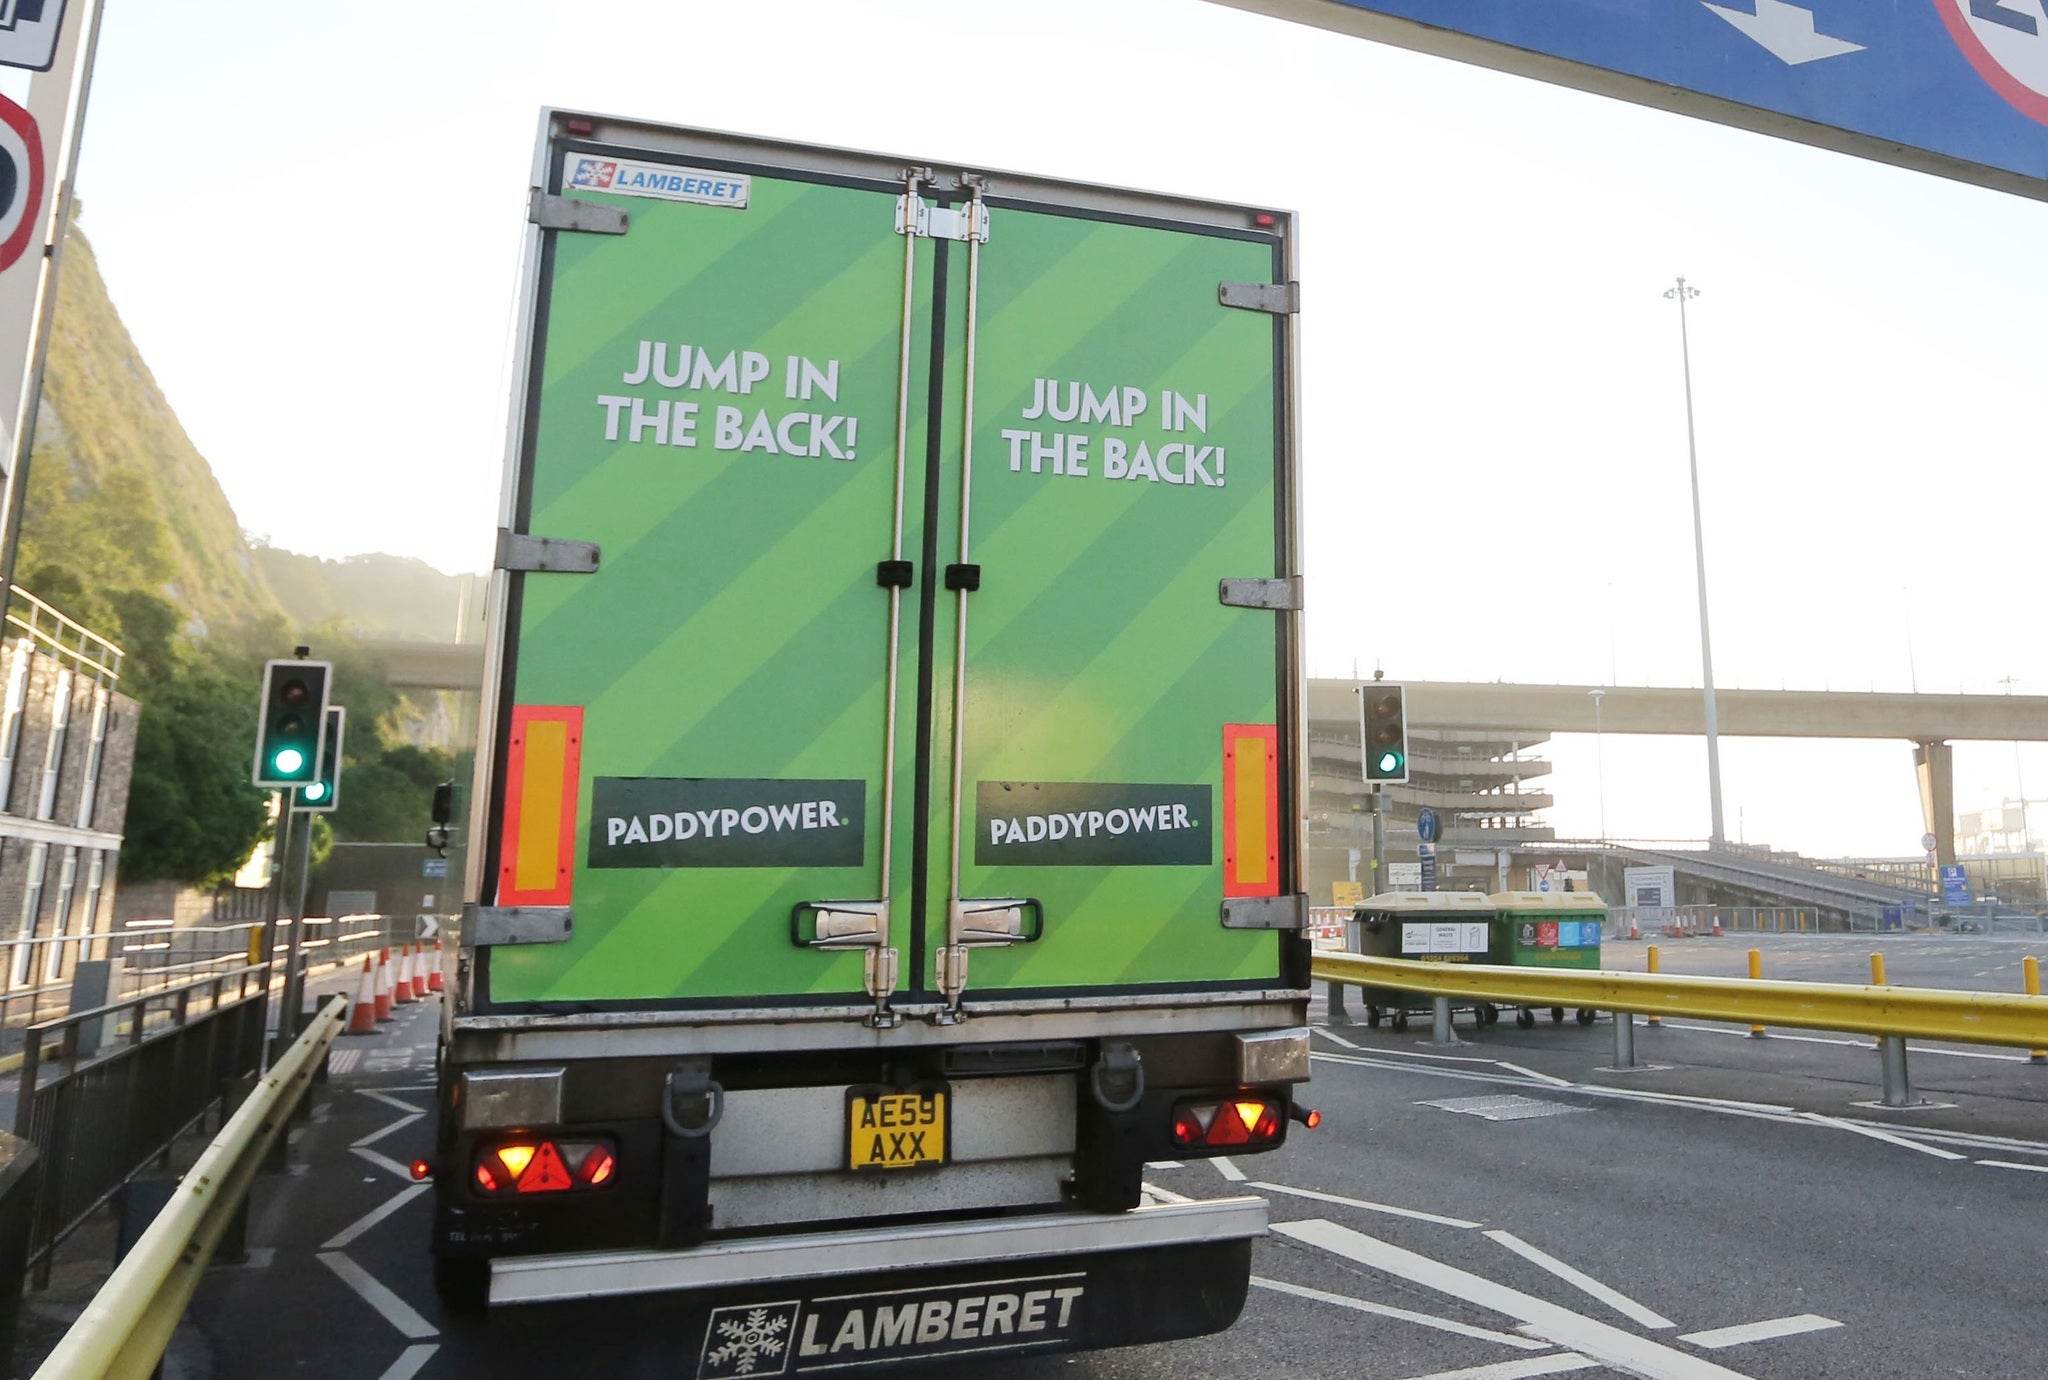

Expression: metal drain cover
xmin=1419 ymin=1094 xmax=1588 ymax=1122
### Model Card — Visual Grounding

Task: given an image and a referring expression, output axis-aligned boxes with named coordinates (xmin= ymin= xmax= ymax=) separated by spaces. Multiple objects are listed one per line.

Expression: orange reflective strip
xmin=499 ymin=706 xmax=582 ymax=906
xmin=1223 ymin=724 xmax=1280 ymax=898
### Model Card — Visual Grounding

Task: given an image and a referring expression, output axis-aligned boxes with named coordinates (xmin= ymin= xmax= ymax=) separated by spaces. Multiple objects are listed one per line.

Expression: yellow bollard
xmin=1870 ymin=952 xmax=1887 ymax=986
xmin=1748 ymin=948 xmax=1766 ymax=1037
xmin=2026 ymin=956 xmax=2045 ymax=1066
xmin=1646 ymin=945 xmax=1661 ymax=1026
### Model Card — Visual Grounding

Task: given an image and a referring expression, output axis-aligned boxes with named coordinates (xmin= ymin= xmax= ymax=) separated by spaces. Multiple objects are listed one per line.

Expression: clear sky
xmin=53 ymin=0 xmax=2048 ymax=859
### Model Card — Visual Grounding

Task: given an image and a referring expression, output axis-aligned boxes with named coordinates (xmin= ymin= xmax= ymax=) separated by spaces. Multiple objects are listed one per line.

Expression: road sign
xmin=0 ymin=1 xmax=68 ymax=72
xmin=1939 ymin=863 xmax=1972 ymax=904
xmin=0 ymin=96 xmax=41 ymax=275
xmin=1921 ymin=831 xmax=1939 ymax=851
xmin=1417 ymin=806 xmax=1439 ymax=844
xmin=1210 ymin=1 xmax=2048 ymax=199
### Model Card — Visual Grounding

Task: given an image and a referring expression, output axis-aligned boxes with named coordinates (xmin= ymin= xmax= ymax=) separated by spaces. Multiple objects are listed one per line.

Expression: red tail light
xmin=472 ymin=1138 xmax=618 ymax=1197
xmin=1170 ymin=1094 xmax=1284 ymax=1149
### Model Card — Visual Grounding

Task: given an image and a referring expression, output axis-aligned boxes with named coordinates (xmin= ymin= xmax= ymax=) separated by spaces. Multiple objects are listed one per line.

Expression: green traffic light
xmin=1376 ymin=750 xmax=1403 ymax=775
xmin=303 ymin=781 xmax=328 ymax=802
xmin=274 ymin=747 xmax=305 ymax=776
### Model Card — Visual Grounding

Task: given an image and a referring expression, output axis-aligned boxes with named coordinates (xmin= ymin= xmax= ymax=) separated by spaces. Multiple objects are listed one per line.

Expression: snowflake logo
xmin=700 ymin=1301 xmax=800 ymax=1377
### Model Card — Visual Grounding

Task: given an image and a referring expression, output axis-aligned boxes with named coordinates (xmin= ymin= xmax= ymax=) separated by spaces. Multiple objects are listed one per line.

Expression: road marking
xmin=1275 ymin=1219 xmax=1760 ymax=1380
xmin=361 ymin=1090 xmax=426 ymax=1115
xmin=317 ymin=1251 xmax=438 ymax=1340
xmin=353 ymin=1112 xmax=424 ymax=1149
xmin=1977 ymin=1158 xmax=2048 ymax=1174
xmin=1484 ymin=1230 xmax=1676 ymax=1330
xmin=1496 ymin=1061 xmax=1574 ymax=1088
xmin=1680 ymin=1314 xmax=1842 ymax=1349
xmin=1210 ymin=1156 xmax=1247 ymax=1182
xmin=1251 ymin=1180 xmax=1481 ymax=1229
xmin=1314 ymin=1026 xmax=1362 ymax=1049
xmin=1141 ymin=1182 xmax=1194 ymax=1204
xmin=352 ymin=1146 xmax=417 ymax=1180
xmin=1401 ymin=1355 xmax=1601 ymax=1380
xmin=324 ymin=1183 xmax=431 ymax=1250
xmin=1801 ymin=1112 xmax=1965 ymax=1160
xmin=1148 ymin=1159 xmax=1184 ymax=1169
xmin=377 ymin=1343 xmax=440 ymax=1380
xmin=1658 ymin=1019 xmax=2029 ymax=1062
xmin=1250 ymin=1276 xmax=1551 ymax=1351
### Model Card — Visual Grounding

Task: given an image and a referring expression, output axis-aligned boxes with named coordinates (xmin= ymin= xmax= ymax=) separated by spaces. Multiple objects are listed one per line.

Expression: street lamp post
xmin=1666 ymin=276 xmax=1726 ymax=848
xmin=1589 ymin=688 xmax=1607 ymax=842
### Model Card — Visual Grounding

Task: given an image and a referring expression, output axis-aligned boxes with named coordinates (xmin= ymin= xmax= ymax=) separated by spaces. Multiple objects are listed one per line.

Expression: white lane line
xmin=377 ymin=1343 xmax=440 ymax=1380
xmin=1483 ymin=1230 xmax=1676 ymax=1330
xmin=1496 ymin=1062 xmax=1573 ymax=1089
xmin=1658 ymin=1019 xmax=2028 ymax=1063
xmin=353 ymin=1146 xmax=417 ymax=1180
xmin=1314 ymin=1052 xmax=1798 ymax=1119
xmin=317 ymin=1251 xmax=438 ymax=1340
xmin=1315 ymin=1026 xmax=1362 ymax=1049
xmin=353 ymin=1113 xmax=425 ymax=1150
xmin=1210 ymin=1156 xmax=1247 ymax=1182
xmin=1977 ymin=1158 xmax=2048 ymax=1174
xmin=1680 ymin=1314 xmax=1843 ymax=1349
xmin=324 ymin=1183 xmax=431 ymax=1251
xmin=1250 ymin=1277 xmax=1551 ymax=1351
xmin=1801 ymin=1112 xmax=1965 ymax=1161
xmin=1141 ymin=1182 xmax=1194 ymax=1204
xmin=361 ymin=1090 xmax=426 ymax=1115
xmin=1148 ymin=1160 xmax=1184 ymax=1169
xmin=1275 ymin=1219 xmax=1759 ymax=1380
xmin=1252 ymin=1180 xmax=1481 ymax=1230
xmin=1401 ymin=1355 xmax=1601 ymax=1380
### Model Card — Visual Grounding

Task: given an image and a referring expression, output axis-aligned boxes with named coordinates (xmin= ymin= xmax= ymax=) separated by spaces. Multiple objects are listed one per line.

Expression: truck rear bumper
xmin=489 ymin=1195 xmax=1267 ymax=1306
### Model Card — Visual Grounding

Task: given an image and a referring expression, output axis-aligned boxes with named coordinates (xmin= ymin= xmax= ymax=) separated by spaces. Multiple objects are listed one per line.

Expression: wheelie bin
xmin=1488 ymin=891 xmax=1609 ymax=1029
xmin=1348 ymin=891 xmax=1500 ymax=1033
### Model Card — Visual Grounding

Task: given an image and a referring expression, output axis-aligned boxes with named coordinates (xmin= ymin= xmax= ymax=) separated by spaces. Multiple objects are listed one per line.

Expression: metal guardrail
xmin=28 ymin=995 xmax=345 ymax=1380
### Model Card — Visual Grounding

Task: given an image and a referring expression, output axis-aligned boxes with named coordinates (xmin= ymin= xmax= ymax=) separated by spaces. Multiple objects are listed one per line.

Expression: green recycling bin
xmin=1489 ymin=891 xmax=1608 ymax=1029
xmin=1348 ymin=891 xmax=1500 ymax=1033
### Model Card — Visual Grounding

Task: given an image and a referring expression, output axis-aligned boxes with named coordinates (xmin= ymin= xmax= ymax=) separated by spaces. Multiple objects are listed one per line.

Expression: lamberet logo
xmin=568 ymin=157 xmax=617 ymax=190
xmin=561 ymin=152 xmax=750 ymax=208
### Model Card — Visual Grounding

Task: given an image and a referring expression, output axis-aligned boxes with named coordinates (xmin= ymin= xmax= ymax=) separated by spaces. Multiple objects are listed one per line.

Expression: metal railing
xmin=11 ymin=967 xmax=273 ymax=1279
xmin=28 ymin=996 xmax=345 ymax=1380
xmin=4 ymin=587 xmax=123 ymax=686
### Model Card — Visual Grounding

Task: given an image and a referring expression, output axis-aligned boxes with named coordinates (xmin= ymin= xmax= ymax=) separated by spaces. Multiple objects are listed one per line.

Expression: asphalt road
xmin=168 ymin=936 xmax=2048 ymax=1380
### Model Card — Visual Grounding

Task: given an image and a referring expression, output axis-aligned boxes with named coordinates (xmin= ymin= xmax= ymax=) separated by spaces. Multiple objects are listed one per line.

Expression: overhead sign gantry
xmin=1208 ymin=1 xmax=2048 ymax=199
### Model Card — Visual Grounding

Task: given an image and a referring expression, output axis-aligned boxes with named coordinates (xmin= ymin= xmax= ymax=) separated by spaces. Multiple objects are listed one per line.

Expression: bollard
xmin=1327 ymin=978 xmax=1353 ymax=1025
xmin=1878 ymin=1036 xmax=1919 ymax=1107
xmin=1430 ymin=996 xmax=1460 ymax=1047
xmin=2027 ymin=956 xmax=2045 ymax=1065
xmin=1747 ymin=949 xmax=1766 ymax=1037
xmin=1870 ymin=952 xmax=1887 ymax=986
xmin=1612 ymin=1009 xmax=1636 ymax=1068
xmin=1646 ymin=945 xmax=1661 ymax=1026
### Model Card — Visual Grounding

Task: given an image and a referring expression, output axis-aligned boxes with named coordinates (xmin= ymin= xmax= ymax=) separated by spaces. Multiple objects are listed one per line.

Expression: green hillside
xmin=254 ymin=546 xmax=482 ymax=644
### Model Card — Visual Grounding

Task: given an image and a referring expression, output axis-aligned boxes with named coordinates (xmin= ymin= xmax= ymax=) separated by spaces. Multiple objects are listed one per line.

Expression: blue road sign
xmin=1417 ymin=806 xmax=1439 ymax=844
xmin=1213 ymin=1 xmax=2048 ymax=197
xmin=1939 ymin=863 xmax=1972 ymax=904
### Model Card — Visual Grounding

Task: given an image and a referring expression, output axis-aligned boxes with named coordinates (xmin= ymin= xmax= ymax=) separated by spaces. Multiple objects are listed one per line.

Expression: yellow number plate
xmin=846 ymin=1084 xmax=948 ymax=1171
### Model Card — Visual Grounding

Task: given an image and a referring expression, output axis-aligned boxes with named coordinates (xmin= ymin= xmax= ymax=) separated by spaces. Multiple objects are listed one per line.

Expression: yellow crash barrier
xmin=1314 ymin=952 xmax=2048 ymax=1050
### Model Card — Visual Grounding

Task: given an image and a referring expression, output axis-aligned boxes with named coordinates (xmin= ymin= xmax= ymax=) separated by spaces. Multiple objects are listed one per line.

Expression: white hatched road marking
xmin=376 ymin=1343 xmax=440 ymax=1380
xmin=352 ymin=1146 xmax=415 ymax=1180
xmin=328 ymin=1048 xmax=364 ymax=1075
xmin=353 ymin=1113 xmax=425 ymax=1149
xmin=1680 ymin=1314 xmax=1843 ymax=1349
xmin=1402 ymin=1355 xmax=1601 ymax=1380
xmin=1313 ymin=1026 xmax=1362 ymax=1049
xmin=1977 ymin=1157 xmax=2048 ymax=1173
xmin=1484 ymin=1230 xmax=1676 ymax=1330
xmin=1251 ymin=1180 xmax=1482 ymax=1230
xmin=1251 ymin=1277 xmax=1552 ymax=1352
xmin=1800 ymin=1112 xmax=1965 ymax=1160
xmin=318 ymin=1251 xmax=437 ymax=1340
xmin=324 ymin=1183 xmax=431 ymax=1251
xmin=361 ymin=1090 xmax=426 ymax=1115
xmin=1141 ymin=1182 xmax=1193 ymax=1204
xmin=1210 ymin=1155 xmax=1247 ymax=1182
xmin=1275 ymin=1219 xmax=1757 ymax=1380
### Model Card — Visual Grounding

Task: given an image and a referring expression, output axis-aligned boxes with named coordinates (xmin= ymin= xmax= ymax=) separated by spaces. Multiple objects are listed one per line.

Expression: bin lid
xmin=1488 ymin=890 xmax=1609 ymax=913
xmin=1355 ymin=891 xmax=1497 ymax=916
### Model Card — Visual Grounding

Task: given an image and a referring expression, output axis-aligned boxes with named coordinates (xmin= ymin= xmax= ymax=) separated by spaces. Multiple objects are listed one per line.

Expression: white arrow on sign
xmin=1703 ymin=0 xmax=1865 ymax=65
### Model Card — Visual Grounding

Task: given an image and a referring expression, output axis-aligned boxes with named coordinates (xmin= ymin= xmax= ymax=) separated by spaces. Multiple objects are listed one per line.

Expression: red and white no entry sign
xmin=0 ymin=96 xmax=44 ymax=276
xmin=1937 ymin=0 xmax=2048 ymax=125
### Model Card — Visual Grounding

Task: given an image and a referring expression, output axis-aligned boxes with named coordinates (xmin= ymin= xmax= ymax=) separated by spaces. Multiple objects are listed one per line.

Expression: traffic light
xmin=1361 ymin=683 xmax=1408 ymax=784
xmin=294 ymin=707 xmax=345 ymax=812
xmin=252 ymin=658 xmax=332 ymax=788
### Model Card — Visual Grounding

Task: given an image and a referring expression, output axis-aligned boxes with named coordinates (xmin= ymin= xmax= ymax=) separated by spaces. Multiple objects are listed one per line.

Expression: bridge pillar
xmin=1912 ymin=740 xmax=1957 ymax=872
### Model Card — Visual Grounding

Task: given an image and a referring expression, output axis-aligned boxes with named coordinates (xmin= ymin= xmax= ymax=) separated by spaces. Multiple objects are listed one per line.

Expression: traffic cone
xmin=374 ymin=947 xmax=394 ymax=1022
xmin=410 ymin=943 xmax=428 ymax=1000
xmin=1628 ymin=921 xmax=1641 ymax=941
xmin=427 ymin=941 xmax=445 ymax=993
xmin=1711 ymin=918 xmax=1723 ymax=937
xmin=345 ymin=957 xmax=378 ymax=1036
xmin=395 ymin=944 xmax=419 ymax=1005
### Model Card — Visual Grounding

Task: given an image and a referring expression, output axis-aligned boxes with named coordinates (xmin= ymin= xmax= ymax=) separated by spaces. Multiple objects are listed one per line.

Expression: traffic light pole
xmin=1327 ymin=785 xmax=1383 ymax=1027
xmin=274 ymin=798 xmax=317 ymax=1061
xmin=257 ymin=795 xmax=294 ymax=1073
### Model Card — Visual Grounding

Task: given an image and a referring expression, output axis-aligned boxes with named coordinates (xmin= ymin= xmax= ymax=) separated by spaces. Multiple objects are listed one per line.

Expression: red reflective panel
xmin=516 ymin=1141 xmax=575 ymax=1194
xmin=581 ymin=1148 xmax=616 ymax=1186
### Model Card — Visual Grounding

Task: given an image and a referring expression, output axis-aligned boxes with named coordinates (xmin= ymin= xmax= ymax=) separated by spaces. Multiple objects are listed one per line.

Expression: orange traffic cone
xmin=409 ymin=943 xmax=427 ymax=1000
xmin=427 ymin=940 xmax=445 ymax=993
xmin=374 ymin=947 xmax=394 ymax=1022
xmin=345 ymin=957 xmax=378 ymax=1035
xmin=395 ymin=944 xmax=419 ymax=1005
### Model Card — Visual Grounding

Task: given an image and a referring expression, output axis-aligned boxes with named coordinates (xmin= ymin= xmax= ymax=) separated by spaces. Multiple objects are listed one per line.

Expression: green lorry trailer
xmin=428 ymin=111 xmax=1312 ymax=1374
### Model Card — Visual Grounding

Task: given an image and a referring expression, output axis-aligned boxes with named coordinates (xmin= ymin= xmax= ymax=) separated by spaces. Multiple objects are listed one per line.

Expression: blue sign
xmin=1939 ymin=863 xmax=1972 ymax=904
xmin=1218 ymin=1 xmax=2048 ymax=195
xmin=1881 ymin=904 xmax=1904 ymax=931
xmin=1416 ymin=806 xmax=1439 ymax=844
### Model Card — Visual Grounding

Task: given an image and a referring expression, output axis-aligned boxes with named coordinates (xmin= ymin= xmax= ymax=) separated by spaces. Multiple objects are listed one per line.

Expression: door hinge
xmin=528 ymin=189 xmax=630 ymax=235
xmin=896 ymin=193 xmax=991 ymax=242
xmin=1221 ymin=894 xmax=1309 ymax=931
xmin=1219 ymin=280 xmax=1299 ymax=314
xmin=496 ymin=529 xmax=601 ymax=574
xmin=790 ymin=900 xmax=899 ymax=1028
xmin=1220 ymin=576 xmax=1303 ymax=611
xmin=463 ymin=904 xmax=574 ymax=947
